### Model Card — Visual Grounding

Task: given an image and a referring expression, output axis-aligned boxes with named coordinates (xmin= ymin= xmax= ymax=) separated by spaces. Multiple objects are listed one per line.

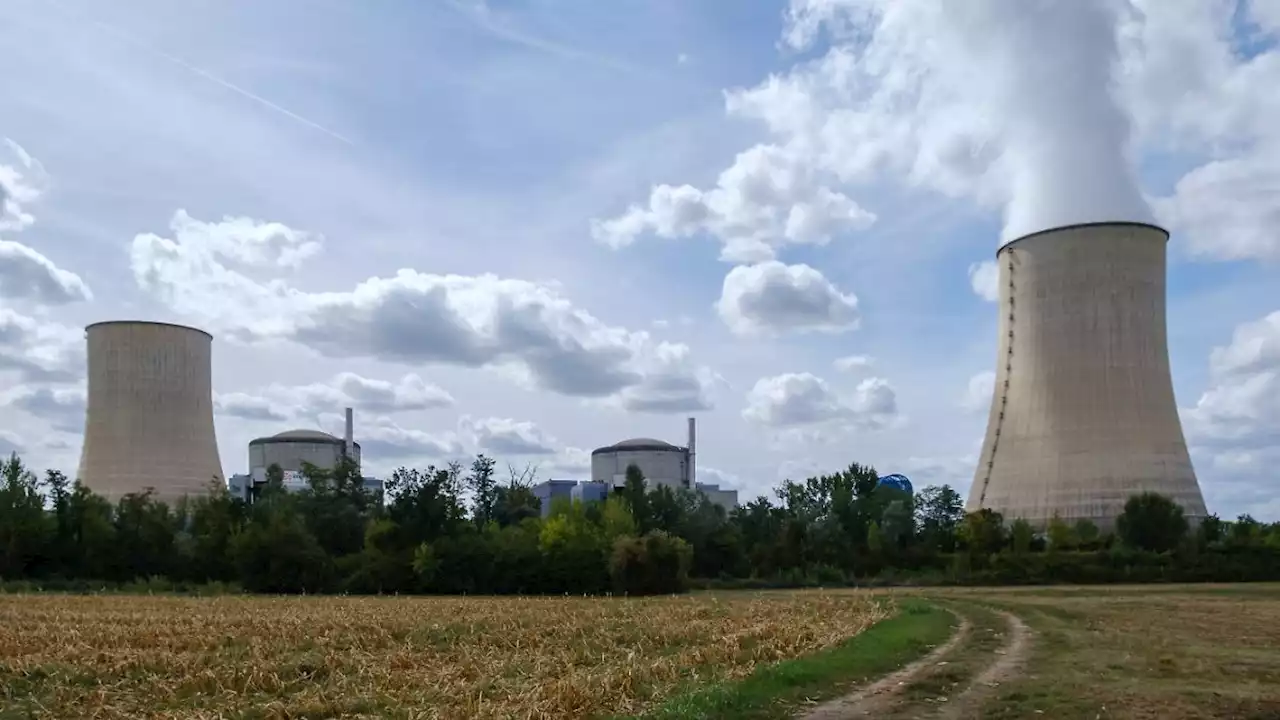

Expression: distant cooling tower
xmin=78 ymin=321 xmax=224 ymax=504
xmin=968 ymin=222 xmax=1207 ymax=529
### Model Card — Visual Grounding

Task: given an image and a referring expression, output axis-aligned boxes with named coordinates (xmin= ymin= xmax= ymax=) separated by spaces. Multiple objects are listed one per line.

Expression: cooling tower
xmin=968 ymin=222 xmax=1207 ymax=529
xmin=77 ymin=321 xmax=224 ymax=504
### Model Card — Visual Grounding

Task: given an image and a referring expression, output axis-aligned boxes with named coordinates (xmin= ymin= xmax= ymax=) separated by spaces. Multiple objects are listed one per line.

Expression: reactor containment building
xmin=77 ymin=321 xmax=224 ymax=504
xmin=967 ymin=222 xmax=1208 ymax=529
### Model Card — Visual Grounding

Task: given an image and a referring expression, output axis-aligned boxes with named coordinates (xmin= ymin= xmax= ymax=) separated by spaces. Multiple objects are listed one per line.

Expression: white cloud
xmin=0 ymin=240 xmax=93 ymax=305
xmin=459 ymin=415 xmax=557 ymax=456
xmin=131 ymin=211 xmax=717 ymax=410
xmin=833 ymin=354 xmax=874 ymax=372
xmin=0 ymin=139 xmax=48 ymax=233
xmin=717 ymin=261 xmax=859 ymax=336
xmin=0 ymin=383 xmax=86 ymax=433
xmin=1182 ymin=310 xmax=1280 ymax=516
xmin=1118 ymin=1 xmax=1280 ymax=260
xmin=592 ymin=144 xmax=875 ymax=263
xmin=742 ymin=372 xmax=898 ymax=431
xmin=214 ymin=372 xmax=455 ymax=422
xmin=0 ymin=309 xmax=83 ymax=382
xmin=968 ymin=260 xmax=999 ymax=302
xmin=961 ymin=371 xmax=996 ymax=413
xmin=1183 ymin=310 xmax=1280 ymax=447
xmin=1157 ymin=154 xmax=1280 ymax=261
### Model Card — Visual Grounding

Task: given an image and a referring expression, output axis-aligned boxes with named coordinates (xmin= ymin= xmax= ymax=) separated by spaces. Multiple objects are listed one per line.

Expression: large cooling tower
xmin=968 ymin=222 xmax=1207 ymax=529
xmin=78 ymin=321 xmax=224 ymax=504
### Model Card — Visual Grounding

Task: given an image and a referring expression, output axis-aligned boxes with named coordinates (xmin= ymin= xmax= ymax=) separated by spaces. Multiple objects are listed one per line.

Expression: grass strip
xmin=618 ymin=599 xmax=955 ymax=720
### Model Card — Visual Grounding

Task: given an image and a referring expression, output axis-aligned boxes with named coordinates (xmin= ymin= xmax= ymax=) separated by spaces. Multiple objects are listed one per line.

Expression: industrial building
xmin=530 ymin=417 xmax=737 ymax=516
xmin=967 ymin=222 xmax=1208 ymax=529
xmin=228 ymin=408 xmax=383 ymax=502
xmin=77 ymin=321 xmax=223 ymax=504
xmin=590 ymin=418 xmax=699 ymax=492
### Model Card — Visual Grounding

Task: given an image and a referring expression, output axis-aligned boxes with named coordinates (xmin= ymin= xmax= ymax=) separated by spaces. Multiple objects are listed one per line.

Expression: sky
xmin=0 ymin=0 xmax=1277 ymax=519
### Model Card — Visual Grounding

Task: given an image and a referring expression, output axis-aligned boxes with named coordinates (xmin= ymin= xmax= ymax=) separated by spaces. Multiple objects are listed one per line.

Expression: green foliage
xmin=1117 ymin=492 xmax=1189 ymax=552
xmin=2 ymin=448 xmax=1278 ymax=595
xmin=608 ymin=531 xmax=692 ymax=595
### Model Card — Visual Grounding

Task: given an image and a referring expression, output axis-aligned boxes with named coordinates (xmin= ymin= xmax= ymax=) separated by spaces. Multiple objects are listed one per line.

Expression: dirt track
xmin=800 ymin=604 xmax=1033 ymax=719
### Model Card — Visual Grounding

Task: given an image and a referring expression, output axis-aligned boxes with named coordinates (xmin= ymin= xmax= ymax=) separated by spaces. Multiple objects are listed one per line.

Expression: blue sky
xmin=1 ymin=0 xmax=1277 ymax=519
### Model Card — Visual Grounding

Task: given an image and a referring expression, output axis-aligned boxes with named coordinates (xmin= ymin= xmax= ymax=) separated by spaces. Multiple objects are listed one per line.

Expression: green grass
xmin=616 ymin=600 xmax=954 ymax=720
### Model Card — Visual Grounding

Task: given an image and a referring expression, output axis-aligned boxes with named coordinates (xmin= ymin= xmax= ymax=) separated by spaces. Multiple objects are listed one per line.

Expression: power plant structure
xmin=77 ymin=321 xmax=224 ymax=504
xmin=532 ymin=417 xmax=737 ymax=516
xmin=967 ymin=222 xmax=1208 ymax=529
xmin=591 ymin=417 xmax=698 ymax=492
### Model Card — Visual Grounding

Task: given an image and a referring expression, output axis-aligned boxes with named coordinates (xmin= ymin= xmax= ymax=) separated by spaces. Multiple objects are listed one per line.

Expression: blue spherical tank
xmin=876 ymin=474 xmax=914 ymax=495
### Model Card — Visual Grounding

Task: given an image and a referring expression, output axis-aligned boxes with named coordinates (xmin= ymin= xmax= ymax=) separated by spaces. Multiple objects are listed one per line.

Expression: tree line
xmin=2 ymin=452 xmax=1278 ymax=595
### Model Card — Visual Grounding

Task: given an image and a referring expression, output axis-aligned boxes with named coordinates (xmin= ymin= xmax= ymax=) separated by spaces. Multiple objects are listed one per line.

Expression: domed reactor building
xmin=967 ymin=222 xmax=1207 ymax=529
xmin=77 ymin=321 xmax=224 ymax=504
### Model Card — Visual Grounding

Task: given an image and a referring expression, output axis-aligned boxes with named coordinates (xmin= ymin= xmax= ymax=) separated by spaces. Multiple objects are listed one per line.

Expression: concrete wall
xmin=249 ymin=440 xmax=353 ymax=474
xmin=695 ymin=482 xmax=739 ymax=512
xmin=591 ymin=450 xmax=689 ymax=491
xmin=968 ymin=223 xmax=1207 ymax=528
xmin=77 ymin=321 xmax=223 ymax=504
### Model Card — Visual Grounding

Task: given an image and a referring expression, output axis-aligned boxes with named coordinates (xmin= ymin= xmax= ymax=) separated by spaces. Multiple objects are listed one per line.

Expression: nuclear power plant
xmin=77 ymin=321 xmax=224 ymax=504
xmin=967 ymin=222 xmax=1208 ymax=529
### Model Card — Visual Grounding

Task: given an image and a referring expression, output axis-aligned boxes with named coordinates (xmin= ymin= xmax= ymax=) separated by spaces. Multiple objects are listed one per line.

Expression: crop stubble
xmin=0 ymin=592 xmax=888 ymax=719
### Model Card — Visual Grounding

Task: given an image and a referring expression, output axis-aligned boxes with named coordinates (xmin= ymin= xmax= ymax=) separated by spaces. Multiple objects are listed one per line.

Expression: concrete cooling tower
xmin=77 ymin=321 xmax=224 ymax=504
xmin=967 ymin=222 xmax=1207 ymax=529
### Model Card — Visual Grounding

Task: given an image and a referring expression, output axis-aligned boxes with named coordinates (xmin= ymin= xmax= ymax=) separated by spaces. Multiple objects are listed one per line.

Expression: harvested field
xmin=0 ymin=592 xmax=889 ymax=719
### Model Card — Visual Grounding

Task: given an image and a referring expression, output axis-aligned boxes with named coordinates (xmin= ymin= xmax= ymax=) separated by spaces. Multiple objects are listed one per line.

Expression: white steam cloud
xmin=779 ymin=0 xmax=1154 ymax=244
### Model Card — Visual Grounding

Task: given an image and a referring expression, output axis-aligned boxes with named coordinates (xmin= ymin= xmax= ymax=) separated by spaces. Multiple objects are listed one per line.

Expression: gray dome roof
xmin=591 ymin=437 xmax=683 ymax=455
xmin=250 ymin=429 xmax=351 ymax=445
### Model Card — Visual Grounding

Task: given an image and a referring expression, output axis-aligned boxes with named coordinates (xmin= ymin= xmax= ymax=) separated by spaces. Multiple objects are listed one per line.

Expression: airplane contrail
xmin=45 ymin=0 xmax=354 ymax=146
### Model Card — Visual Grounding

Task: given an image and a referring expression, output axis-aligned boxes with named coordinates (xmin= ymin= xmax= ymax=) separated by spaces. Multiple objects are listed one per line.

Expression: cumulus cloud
xmin=592 ymin=145 xmax=875 ymax=263
xmin=742 ymin=372 xmax=898 ymax=431
xmin=1183 ymin=310 xmax=1280 ymax=452
xmin=961 ymin=371 xmax=996 ymax=413
xmin=0 ymin=309 xmax=83 ymax=382
xmin=601 ymin=0 xmax=1160 ymax=257
xmin=968 ymin=260 xmax=999 ymax=302
xmin=459 ymin=415 xmax=557 ymax=456
xmin=0 ymin=240 xmax=93 ymax=305
xmin=130 ymin=212 xmax=716 ymax=411
xmin=1118 ymin=1 xmax=1280 ymax=260
xmin=214 ymin=372 xmax=454 ymax=422
xmin=0 ymin=384 xmax=86 ymax=433
xmin=833 ymin=355 xmax=873 ymax=372
xmin=717 ymin=261 xmax=859 ymax=336
xmin=0 ymin=139 xmax=48 ymax=233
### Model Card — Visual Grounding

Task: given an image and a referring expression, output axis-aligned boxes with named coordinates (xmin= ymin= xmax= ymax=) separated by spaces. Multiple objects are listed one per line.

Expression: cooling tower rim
xmin=996 ymin=221 xmax=1168 ymax=256
xmin=85 ymin=320 xmax=213 ymax=339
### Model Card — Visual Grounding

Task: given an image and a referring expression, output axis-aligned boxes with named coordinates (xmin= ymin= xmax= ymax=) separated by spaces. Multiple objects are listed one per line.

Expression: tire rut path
xmin=798 ymin=610 xmax=971 ymax=720
xmin=931 ymin=609 xmax=1032 ymax=720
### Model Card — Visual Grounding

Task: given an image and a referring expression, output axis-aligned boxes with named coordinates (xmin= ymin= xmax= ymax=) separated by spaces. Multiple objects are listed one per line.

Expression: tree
xmin=1116 ymin=492 xmax=1188 ymax=553
xmin=467 ymin=455 xmax=498 ymax=527
xmin=959 ymin=509 xmax=1006 ymax=558
xmin=1046 ymin=515 xmax=1077 ymax=551
xmin=915 ymin=485 xmax=964 ymax=553
xmin=1010 ymin=519 xmax=1035 ymax=555
xmin=0 ymin=453 xmax=51 ymax=578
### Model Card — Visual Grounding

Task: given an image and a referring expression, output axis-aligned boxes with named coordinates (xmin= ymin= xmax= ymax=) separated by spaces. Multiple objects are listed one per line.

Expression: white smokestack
xmin=344 ymin=407 xmax=354 ymax=460
xmin=686 ymin=416 xmax=696 ymax=488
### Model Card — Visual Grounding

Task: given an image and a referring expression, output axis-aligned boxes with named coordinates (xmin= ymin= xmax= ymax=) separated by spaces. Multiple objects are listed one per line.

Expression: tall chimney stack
xmin=686 ymin=417 xmax=696 ymax=489
xmin=344 ymin=407 xmax=354 ymax=460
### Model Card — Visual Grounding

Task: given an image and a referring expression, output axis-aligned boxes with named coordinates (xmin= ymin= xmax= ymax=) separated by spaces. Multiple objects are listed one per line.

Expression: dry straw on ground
xmin=0 ymin=591 xmax=888 ymax=719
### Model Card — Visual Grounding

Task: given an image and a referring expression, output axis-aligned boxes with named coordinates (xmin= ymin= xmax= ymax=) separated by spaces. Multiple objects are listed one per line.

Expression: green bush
xmin=609 ymin=531 xmax=693 ymax=596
